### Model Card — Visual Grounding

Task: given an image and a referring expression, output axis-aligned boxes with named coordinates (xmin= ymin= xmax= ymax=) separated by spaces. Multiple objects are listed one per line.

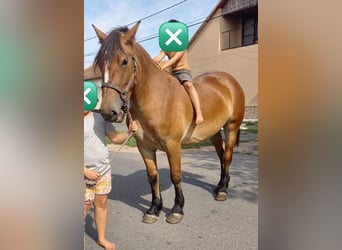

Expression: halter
xmin=101 ymin=55 xmax=137 ymax=113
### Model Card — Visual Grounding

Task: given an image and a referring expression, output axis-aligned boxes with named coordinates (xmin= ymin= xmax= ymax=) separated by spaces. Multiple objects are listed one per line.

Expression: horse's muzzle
xmin=101 ymin=110 xmax=125 ymax=123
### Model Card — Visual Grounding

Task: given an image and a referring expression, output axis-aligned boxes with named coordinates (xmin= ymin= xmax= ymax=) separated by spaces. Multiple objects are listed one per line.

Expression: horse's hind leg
xmin=213 ymin=123 xmax=240 ymax=201
xmin=137 ymin=146 xmax=163 ymax=224
xmin=210 ymin=130 xmax=227 ymax=200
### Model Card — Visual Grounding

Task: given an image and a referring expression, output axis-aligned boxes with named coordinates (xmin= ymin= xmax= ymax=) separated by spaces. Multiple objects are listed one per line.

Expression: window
xmin=221 ymin=6 xmax=258 ymax=50
xmin=242 ymin=15 xmax=258 ymax=46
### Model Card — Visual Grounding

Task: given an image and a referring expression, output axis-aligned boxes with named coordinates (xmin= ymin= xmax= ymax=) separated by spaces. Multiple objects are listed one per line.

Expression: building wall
xmin=188 ymin=8 xmax=258 ymax=108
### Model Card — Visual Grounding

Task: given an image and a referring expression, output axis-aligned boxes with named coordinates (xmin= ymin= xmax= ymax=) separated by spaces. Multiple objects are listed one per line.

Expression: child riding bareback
xmin=153 ymin=19 xmax=203 ymax=124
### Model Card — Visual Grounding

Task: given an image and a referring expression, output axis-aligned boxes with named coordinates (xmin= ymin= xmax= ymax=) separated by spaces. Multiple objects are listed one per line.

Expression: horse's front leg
xmin=165 ymin=144 xmax=184 ymax=224
xmin=137 ymin=145 xmax=163 ymax=224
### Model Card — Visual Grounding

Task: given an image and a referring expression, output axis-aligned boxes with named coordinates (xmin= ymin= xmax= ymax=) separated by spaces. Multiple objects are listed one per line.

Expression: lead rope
xmin=104 ymin=111 xmax=134 ymax=168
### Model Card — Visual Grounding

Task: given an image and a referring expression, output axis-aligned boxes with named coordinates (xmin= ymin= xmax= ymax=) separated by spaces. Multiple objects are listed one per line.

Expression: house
xmin=84 ymin=65 xmax=102 ymax=82
xmin=187 ymin=0 xmax=258 ymax=119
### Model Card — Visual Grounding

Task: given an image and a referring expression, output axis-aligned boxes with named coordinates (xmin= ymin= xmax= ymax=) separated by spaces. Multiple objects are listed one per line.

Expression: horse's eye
xmin=121 ymin=59 xmax=128 ymax=67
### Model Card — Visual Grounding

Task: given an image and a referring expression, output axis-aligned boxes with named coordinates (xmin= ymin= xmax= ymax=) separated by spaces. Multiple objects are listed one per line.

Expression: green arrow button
xmin=84 ymin=81 xmax=98 ymax=111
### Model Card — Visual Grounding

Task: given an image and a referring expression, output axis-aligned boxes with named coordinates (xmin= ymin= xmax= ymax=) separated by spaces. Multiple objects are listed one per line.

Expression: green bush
xmin=241 ymin=121 xmax=258 ymax=134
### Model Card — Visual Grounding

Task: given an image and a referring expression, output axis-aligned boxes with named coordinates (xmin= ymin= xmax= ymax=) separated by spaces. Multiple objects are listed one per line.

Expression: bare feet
xmin=195 ymin=113 xmax=204 ymax=125
xmin=97 ymin=239 xmax=115 ymax=250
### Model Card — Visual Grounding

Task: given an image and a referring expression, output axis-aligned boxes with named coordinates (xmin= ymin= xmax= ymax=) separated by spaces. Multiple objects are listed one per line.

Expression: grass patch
xmin=181 ymin=140 xmax=212 ymax=149
xmin=105 ymin=134 xmax=137 ymax=147
xmin=241 ymin=121 xmax=258 ymax=134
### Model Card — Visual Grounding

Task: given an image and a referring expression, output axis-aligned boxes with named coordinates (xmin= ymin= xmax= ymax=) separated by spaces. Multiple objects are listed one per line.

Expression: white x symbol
xmin=84 ymin=87 xmax=91 ymax=105
xmin=165 ymin=28 xmax=182 ymax=46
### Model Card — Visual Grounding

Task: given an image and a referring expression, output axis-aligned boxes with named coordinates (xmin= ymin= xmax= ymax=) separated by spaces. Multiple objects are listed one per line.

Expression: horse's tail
xmin=235 ymin=129 xmax=241 ymax=148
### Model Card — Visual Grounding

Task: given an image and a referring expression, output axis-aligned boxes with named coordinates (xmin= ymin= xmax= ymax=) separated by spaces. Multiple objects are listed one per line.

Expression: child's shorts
xmin=84 ymin=170 xmax=112 ymax=205
xmin=172 ymin=69 xmax=192 ymax=84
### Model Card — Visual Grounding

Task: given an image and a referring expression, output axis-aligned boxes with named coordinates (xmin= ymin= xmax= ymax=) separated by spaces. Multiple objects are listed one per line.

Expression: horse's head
xmin=92 ymin=21 xmax=140 ymax=122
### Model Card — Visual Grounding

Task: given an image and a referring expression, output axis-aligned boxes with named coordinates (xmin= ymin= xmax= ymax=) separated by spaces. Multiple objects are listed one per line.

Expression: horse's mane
xmin=94 ymin=26 xmax=129 ymax=72
xmin=133 ymin=42 xmax=160 ymax=70
xmin=134 ymin=42 xmax=178 ymax=81
xmin=94 ymin=25 xmax=177 ymax=88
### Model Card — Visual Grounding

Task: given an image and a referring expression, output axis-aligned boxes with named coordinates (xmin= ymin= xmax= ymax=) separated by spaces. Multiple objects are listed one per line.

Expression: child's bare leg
xmin=183 ymin=81 xmax=203 ymax=124
xmin=93 ymin=194 xmax=115 ymax=250
xmin=84 ymin=202 xmax=91 ymax=250
xmin=84 ymin=202 xmax=92 ymax=218
xmin=84 ymin=185 xmax=95 ymax=218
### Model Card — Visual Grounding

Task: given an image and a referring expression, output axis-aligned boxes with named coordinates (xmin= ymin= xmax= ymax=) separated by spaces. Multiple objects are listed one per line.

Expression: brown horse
xmin=92 ymin=21 xmax=245 ymax=224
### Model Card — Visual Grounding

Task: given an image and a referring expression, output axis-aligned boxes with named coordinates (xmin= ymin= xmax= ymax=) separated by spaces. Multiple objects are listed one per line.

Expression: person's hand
xmin=156 ymin=62 xmax=162 ymax=70
xmin=129 ymin=120 xmax=138 ymax=134
xmin=155 ymin=60 xmax=166 ymax=70
xmin=84 ymin=168 xmax=100 ymax=181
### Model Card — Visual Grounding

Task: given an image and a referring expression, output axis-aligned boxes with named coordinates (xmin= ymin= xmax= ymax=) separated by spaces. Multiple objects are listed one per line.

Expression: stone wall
xmin=244 ymin=105 xmax=258 ymax=120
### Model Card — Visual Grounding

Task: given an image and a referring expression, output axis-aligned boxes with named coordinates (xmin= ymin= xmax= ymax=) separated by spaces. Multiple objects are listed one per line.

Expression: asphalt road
xmin=85 ymin=135 xmax=258 ymax=250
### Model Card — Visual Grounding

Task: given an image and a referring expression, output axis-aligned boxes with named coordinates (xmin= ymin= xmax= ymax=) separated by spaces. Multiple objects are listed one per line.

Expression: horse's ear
xmin=92 ymin=24 xmax=107 ymax=43
xmin=124 ymin=21 xmax=141 ymax=44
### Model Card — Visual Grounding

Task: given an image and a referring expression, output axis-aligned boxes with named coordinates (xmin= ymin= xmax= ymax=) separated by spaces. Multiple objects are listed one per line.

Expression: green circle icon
xmin=84 ymin=81 xmax=98 ymax=111
xmin=159 ymin=22 xmax=188 ymax=52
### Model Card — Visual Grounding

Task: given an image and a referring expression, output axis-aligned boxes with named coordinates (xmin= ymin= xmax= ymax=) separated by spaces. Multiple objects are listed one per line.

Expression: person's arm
xmin=107 ymin=121 xmax=138 ymax=144
xmin=153 ymin=51 xmax=166 ymax=64
xmin=84 ymin=166 xmax=100 ymax=180
xmin=160 ymin=51 xmax=185 ymax=70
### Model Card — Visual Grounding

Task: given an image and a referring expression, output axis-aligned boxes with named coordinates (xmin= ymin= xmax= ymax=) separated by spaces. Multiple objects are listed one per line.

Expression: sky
xmin=84 ymin=0 xmax=219 ymax=69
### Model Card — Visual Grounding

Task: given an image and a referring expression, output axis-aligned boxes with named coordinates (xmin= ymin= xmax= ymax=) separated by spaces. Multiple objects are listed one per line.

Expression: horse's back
xmin=194 ymin=71 xmax=244 ymax=99
xmin=194 ymin=71 xmax=245 ymax=119
xmin=181 ymin=71 xmax=245 ymax=144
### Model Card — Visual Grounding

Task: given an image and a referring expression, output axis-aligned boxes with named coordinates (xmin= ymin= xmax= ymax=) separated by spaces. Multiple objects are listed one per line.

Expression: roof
xmin=84 ymin=65 xmax=102 ymax=80
xmin=188 ymin=0 xmax=228 ymax=48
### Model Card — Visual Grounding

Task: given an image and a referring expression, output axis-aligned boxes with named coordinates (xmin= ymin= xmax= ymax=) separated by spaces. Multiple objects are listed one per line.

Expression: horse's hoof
xmin=215 ymin=192 xmax=228 ymax=201
xmin=166 ymin=213 xmax=183 ymax=224
xmin=142 ymin=214 xmax=158 ymax=224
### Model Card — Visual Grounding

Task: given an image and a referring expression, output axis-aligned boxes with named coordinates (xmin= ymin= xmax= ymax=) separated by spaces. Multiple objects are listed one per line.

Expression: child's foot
xmin=195 ymin=114 xmax=204 ymax=124
xmin=97 ymin=239 xmax=115 ymax=250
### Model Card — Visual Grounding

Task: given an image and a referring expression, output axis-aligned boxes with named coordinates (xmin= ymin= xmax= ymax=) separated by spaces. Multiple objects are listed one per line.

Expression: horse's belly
xmin=181 ymin=120 xmax=227 ymax=145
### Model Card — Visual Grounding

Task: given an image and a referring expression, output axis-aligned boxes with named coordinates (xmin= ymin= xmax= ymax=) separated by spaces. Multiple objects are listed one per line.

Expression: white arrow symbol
xmin=165 ymin=28 xmax=182 ymax=46
xmin=84 ymin=87 xmax=91 ymax=104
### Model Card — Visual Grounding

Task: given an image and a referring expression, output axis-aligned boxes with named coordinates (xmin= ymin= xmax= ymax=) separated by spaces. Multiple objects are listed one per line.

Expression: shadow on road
xmin=86 ymin=150 xmax=257 ymax=242
xmin=106 ymin=155 xmax=257 ymax=213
